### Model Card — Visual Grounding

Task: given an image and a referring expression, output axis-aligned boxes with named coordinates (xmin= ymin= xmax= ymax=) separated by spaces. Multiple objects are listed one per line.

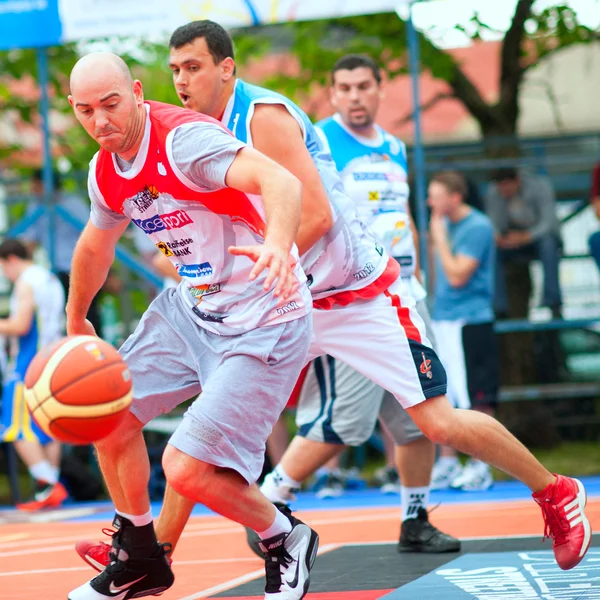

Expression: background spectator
xmin=484 ymin=168 xmax=562 ymax=318
xmin=428 ymin=171 xmax=499 ymax=492
xmin=588 ymin=162 xmax=600 ymax=271
xmin=21 ymin=170 xmax=101 ymax=332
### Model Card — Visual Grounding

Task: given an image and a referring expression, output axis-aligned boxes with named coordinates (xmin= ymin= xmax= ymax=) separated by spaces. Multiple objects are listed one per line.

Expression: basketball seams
xmin=40 ymin=391 xmax=133 ymax=420
xmin=23 ymin=335 xmax=133 ymax=444
xmin=36 ymin=359 xmax=129 ymax=408
xmin=26 ymin=336 xmax=101 ymax=408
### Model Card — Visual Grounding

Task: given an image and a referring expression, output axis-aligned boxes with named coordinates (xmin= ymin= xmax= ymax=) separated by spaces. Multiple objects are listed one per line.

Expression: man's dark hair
xmin=169 ymin=20 xmax=235 ymax=65
xmin=0 ymin=238 xmax=29 ymax=261
xmin=490 ymin=167 xmax=519 ymax=183
xmin=431 ymin=171 xmax=468 ymax=199
xmin=331 ymin=54 xmax=381 ymax=85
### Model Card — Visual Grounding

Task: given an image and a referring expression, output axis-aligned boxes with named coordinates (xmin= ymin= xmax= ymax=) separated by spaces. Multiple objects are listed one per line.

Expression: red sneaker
xmin=75 ymin=531 xmax=174 ymax=573
xmin=75 ymin=537 xmax=112 ymax=572
xmin=533 ymin=475 xmax=591 ymax=570
xmin=16 ymin=481 xmax=68 ymax=512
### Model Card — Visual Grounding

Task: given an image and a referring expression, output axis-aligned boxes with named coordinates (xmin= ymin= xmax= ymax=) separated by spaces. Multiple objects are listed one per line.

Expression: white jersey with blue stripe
xmin=8 ymin=264 xmax=65 ymax=377
xmin=316 ymin=114 xmax=416 ymax=277
xmin=221 ymin=80 xmax=389 ymax=299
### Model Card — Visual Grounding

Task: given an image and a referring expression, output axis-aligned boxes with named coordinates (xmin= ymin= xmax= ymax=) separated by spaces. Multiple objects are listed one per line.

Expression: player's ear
xmin=221 ymin=57 xmax=235 ymax=81
xmin=133 ymin=80 xmax=144 ymax=106
xmin=329 ymin=87 xmax=338 ymax=110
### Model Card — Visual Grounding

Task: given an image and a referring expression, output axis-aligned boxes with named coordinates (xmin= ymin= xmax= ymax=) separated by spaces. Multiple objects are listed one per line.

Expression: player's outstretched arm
xmin=225 ymin=146 xmax=302 ymax=299
xmin=250 ymin=104 xmax=333 ymax=256
xmin=67 ymin=219 xmax=129 ymax=336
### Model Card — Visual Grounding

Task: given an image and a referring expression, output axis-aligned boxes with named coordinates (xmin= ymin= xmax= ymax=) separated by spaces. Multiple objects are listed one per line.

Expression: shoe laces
xmin=264 ymin=544 xmax=294 ymax=593
xmin=539 ymin=499 xmax=569 ymax=547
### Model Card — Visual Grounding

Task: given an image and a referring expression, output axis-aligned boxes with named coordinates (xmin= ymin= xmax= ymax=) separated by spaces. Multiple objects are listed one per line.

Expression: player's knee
xmin=163 ymin=446 xmax=214 ymax=500
xmin=407 ymin=396 xmax=455 ymax=446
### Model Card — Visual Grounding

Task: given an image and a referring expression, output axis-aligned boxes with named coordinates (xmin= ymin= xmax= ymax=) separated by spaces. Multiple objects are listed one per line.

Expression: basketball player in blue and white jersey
xmin=0 ymin=238 xmax=67 ymax=510
xmin=76 ymin=22 xmax=591 ymax=585
xmin=310 ymin=54 xmax=457 ymax=544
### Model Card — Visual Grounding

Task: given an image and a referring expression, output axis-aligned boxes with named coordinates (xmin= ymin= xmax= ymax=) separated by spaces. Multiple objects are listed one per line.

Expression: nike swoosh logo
xmin=109 ymin=574 xmax=147 ymax=595
xmin=286 ymin=559 xmax=300 ymax=589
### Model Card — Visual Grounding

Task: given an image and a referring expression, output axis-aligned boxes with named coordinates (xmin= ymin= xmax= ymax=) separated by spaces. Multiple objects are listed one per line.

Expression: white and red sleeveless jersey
xmin=88 ymin=101 xmax=311 ymax=335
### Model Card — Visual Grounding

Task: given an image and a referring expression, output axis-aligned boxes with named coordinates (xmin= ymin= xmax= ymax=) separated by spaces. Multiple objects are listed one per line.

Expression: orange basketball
xmin=24 ymin=335 xmax=133 ymax=445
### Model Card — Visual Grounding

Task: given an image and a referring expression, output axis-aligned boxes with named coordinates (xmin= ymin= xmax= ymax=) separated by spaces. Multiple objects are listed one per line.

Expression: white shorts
xmin=121 ymin=288 xmax=312 ymax=484
xmin=297 ymin=297 xmax=437 ymax=446
xmin=431 ymin=320 xmax=498 ymax=410
xmin=306 ymin=277 xmax=447 ymax=409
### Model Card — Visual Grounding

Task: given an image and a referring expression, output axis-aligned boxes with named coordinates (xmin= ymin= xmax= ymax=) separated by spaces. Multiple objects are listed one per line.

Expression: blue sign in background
xmin=0 ymin=0 xmax=62 ymax=50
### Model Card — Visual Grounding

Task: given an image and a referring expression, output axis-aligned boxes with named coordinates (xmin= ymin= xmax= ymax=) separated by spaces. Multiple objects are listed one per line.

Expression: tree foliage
xmin=233 ymin=0 xmax=596 ymax=138
xmin=0 ymin=1 xmax=596 ymax=173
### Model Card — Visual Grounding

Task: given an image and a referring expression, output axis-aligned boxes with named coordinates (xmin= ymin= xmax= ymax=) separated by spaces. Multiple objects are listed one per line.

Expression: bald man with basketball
xmin=66 ymin=52 xmax=318 ymax=600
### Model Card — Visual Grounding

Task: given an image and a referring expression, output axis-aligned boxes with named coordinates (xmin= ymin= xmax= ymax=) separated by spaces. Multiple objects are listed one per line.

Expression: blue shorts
xmin=1 ymin=372 xmax=52 ymax=444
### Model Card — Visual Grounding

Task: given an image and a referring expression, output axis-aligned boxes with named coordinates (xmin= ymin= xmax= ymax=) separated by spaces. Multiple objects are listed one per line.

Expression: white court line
xmin=0 ymin=557 xmax=260 ymax=577
xmin=176 ymin=543 xmax=341 ymax=600
xmin=0 ymin=533 xmax=29 ymax=543
xmin=0 ymin=511 xmax=399 ymax=555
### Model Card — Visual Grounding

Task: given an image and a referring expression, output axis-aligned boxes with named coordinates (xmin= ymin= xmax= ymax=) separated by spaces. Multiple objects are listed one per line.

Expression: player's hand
xmin=228 ymin=244 xmax=298 ymax=299
xmin=429 ymin=213 xmax=447 ymax=246
xmin=66 ymin=318 xmax=97 ymax=337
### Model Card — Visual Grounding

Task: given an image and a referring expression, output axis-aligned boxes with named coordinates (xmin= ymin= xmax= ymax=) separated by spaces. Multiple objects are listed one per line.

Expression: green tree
xmin=232 ymin=0 xmax=596 ymax=144
xmin=0 ymin=40 xmax=179 ymax=172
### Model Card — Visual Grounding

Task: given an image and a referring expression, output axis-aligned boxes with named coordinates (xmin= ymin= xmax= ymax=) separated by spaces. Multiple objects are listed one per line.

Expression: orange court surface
xmin=2 ymin=479 xmax=600 ymax=600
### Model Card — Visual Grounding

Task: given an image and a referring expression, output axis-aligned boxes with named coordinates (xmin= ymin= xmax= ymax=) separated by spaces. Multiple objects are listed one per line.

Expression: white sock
xmin=116 ymin=508 xmax=153 ymax=527
xmin=467 ymin=458 xmax=489 ymax=470
xmin=401 ymin=486 xmax=430 ymax=521
xmin=437 ymin=456 xmax=460 ymax=468
xmin=255 ymin=505 xmax=292 ymax=540
xmin=29 ymin=461 xmax=58 ymax=485
xmin=260 ymin=465 xmax=302 ymax=504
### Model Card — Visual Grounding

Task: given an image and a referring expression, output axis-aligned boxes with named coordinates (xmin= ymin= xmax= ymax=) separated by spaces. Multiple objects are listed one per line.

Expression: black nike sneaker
xmin=259 ymin=511 xmax=319 ymax=599
xmin=68 ymin=516 xmax=174 ymax=599
xmin=398 ymin=507 xmax=461 ymax=553
xmin=245 ymin=503 xmax=292 ymax=558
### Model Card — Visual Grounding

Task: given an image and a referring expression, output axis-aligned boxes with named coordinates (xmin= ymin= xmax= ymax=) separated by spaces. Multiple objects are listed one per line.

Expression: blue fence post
xmin=35 ymin=46 xmax=56 ymax=270
xmin=397 ymin=2 xmax=429 ymax=281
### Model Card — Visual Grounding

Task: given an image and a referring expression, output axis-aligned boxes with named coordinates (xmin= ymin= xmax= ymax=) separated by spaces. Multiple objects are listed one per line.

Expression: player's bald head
xmin=69 ymin=52 xmax=145 ymax=158
xmin=70 ymin=52 xmax=132 ymax=94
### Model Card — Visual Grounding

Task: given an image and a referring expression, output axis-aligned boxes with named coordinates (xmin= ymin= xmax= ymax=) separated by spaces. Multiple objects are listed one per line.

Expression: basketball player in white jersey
xmin=74 ymin=25 xmax=591 ymax=592
xmin=0 ymin=238 xmax=67 ymax=511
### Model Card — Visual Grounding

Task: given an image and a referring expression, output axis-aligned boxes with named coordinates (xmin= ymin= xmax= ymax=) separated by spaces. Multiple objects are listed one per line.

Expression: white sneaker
xmin=374 ymin=466 xmax=401 ymax=495
xmin=259 ymin=512 xmax=319 ymax=599
xmin=430 ymin=460 xmax=463 ymax=491
xmin=450 ymin=459 xmax=493 ymax=491
xmin=315 ymin=473 xmax=345 ymax=499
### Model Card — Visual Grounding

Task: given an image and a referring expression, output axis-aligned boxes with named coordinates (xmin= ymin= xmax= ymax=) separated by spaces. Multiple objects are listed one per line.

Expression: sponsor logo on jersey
xmin=368 ymin=191 xmax=380 ymax=201
xmin=353 ymin=262 xmax=375 ymax=281
xmin=156 ymin=238 xmax=193 ymax=258
xmin=188 ymin=283 xmax=221 ymax=304
xmin=130 ymin=185 xmax=159 ymax=213
xmin=132 ymin=210 xmax=192 ymax=233
xmin=177 ymin=262 xmax=213 ymax=278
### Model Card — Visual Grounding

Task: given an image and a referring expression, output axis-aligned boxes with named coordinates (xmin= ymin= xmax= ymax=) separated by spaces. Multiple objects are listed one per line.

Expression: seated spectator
xmin=588 ymin=162 xmax=600 ymax=271
xmin=22 ymin=169 xmax=101 ymax=332
xmin=484 ymin=168 xmax=562 ymax=317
